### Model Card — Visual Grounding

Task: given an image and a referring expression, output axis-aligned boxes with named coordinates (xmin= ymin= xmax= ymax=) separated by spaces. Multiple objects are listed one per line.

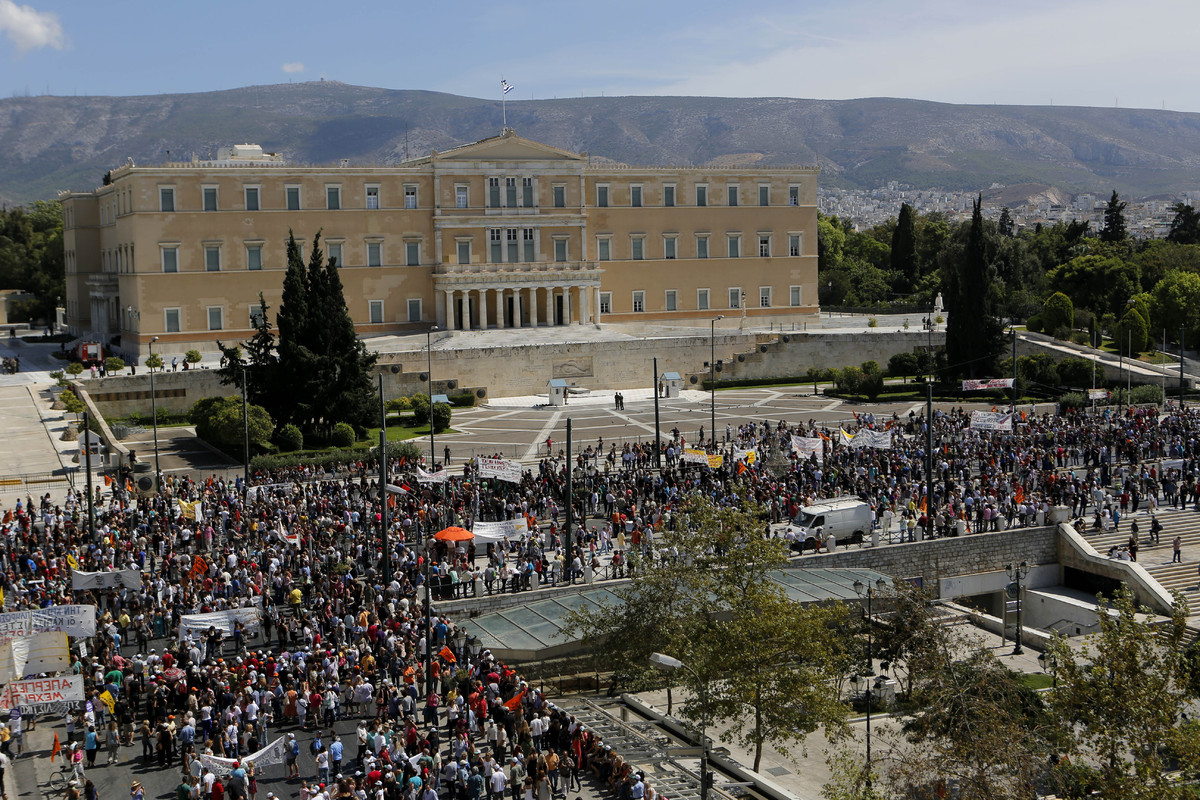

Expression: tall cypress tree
xmin=274 ymin=231 xmax=314 ymax=428
xmin=944 ymin=196 xmax=1003 ymax=379
xmin=891 ymin=203 xmax=919 ymax=292
xmin=1100 ymin=190 xmax=1128 ymax=243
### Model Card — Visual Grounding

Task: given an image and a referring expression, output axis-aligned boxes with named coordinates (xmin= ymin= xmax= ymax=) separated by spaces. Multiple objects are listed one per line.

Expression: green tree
xmin=1041 ymin=291 xmax=1074 ymax=334
xmin=1166 ymin=202 xmax=1200 ymax=245
xmin=1100 ymin=190 xmax=1128 ymax=243
xmin=191 ymin=395 xmax=273 ymax=454
xmin=943 ymin=197 xmax=1002 ymax=378
xmin=431 ymin=401 xmax=452 ymax=433
xmin=1047 ymin=254 xmax=1140 ymax=318
xmin=890 ymin=203 xmax=918 ymax=292
xmin=998 ymin=206 xmax=1015 ymax=237
xmin=144 ymin=353 xmax=163 ymax=372
xmin=1114 ymin=306 xmax=1149 ymax=356
xmin=0 ymin=201 xmax=65 ymax=321
xmin=184 ymin=349 xmax=202 ymax=364
xmin=818 ymin=214 xmax=846 ymax=274
xmin=1151 ymin=271 xmax=1200 ymax=342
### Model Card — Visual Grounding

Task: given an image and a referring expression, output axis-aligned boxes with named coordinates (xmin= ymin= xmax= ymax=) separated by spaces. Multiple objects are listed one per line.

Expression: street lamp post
xmin=709 ymin=315 xmax=724 ymax=446
xmin=148 ymin=335 xmax=161 ymax=477
xmin=650 ymin=653 xmax=709 ymax=800
xmin=854 ymin=577 xmax=887 ymax=792
xmin=1006 ymin=560 xmax=1030 ymax=655
xmin=426 ymin=325 xmax=438 ymax=474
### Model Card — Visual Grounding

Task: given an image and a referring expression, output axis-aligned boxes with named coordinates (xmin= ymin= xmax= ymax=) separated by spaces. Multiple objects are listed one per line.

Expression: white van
xmin=789 ymin=497 xmax=873 ymax=551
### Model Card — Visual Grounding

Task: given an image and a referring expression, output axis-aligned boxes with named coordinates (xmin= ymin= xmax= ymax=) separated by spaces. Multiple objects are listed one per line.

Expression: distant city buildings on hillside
xmin=819 ymin=184 xmax=1199 ymax=237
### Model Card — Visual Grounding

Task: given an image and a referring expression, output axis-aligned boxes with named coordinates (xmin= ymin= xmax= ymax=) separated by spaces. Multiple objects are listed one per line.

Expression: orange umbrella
xmin=434 ymin=526 xmax=474 ymax=542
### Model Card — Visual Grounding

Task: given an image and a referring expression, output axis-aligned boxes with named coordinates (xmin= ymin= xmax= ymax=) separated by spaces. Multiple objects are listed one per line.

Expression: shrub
xmin=1130 ymin=384 xmax=1164 ymax=405
xmin=1042 ymin=292 xmax=1074 ymax=333
xmin=888 ymin=352 xmax=919 ymax=377
xmin=331 ymin=422 xmax=356 ymax=448
xmin=145 ymin=353 xmax=163 ymax=372
xmin=410 ymin=393 xmax=431 ymax=427
xmin=105 ymin=356 xmax=125 ymax=373
xmin=431 ymin=402 xmax=452 ymax=433
xmin=66 ymin=362 xmax=84 ymax=375
xmin=867 ymin=318 xmax=878 ymax=328
xmin=185 ymin=349 xmax=202 ymax=364
xmin=450 ymin=393 xmax=476 ymax=408
xmin=1025 ymin=315 xmax=1043 ymax=333
xmin=1074 ymin=308 xmax=1094 ymax=335
xmin=861 ymin=360 xmax=882 ymax=376
xmin=1114 ymin=308 xmax=1149 ymax=355
xmin=834 ymin=366 xmax=865 ymax=395
xmin=277 ymin=423 xmax=304 ymax=452
xmin=934 ymin=314 xmax=945 ymax=325
xmin=861 ymin=371 xmax=884 ymax=401
xmin=1059 ymin=392 xmax=1088 ymax=410
xmin=1051 ymin=325 xmax=1074 ymax=342
xmin=191 ymin=396 xmax=273 ymax=453
xmin=386 ymin=397 xmax=413 ymax=413
xmin=59 ymin=388 xmax=84 ymax=415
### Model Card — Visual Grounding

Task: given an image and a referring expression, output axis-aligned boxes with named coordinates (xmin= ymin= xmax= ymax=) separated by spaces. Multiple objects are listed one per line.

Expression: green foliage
xmin=1059 ymin=391 xmax=1088 ymax=409
xmin=866 ymin=317 xmax=878 ymax=328
xmin=1100 ymin=189 xmax=1128 ymax=243
xmin=887 ymin=352 xmax=918 ymax=377
xmin=1130 ymin=384 xmax=1165 ymax=405
xmin=184 ymin=349 xmax=202 ymax=364
xmin=1167 ymin=202 xmax=1200 ymax=245
xmin=1114 ymin=307 xmax=1149 ymax=355
xmin=1151 ymin=270 xmax=1200 ymax=341
xmin=191 ymin=395 xmax=273 ymax=454
xmin=276 ymin=423 xmax=303 ymax=452
xmin=834 ymin=366 xmax=864 ymax=395
xmin=430 ymin=402 xmax=452 ymax=433
xmin=0 ymin=201 xmax=65 ymax=321
xmin=104 ymin=356 xmax=124 ymax=373
xmin=1048 ymin=254 xmax=1141 ymax=318
xmin=410 ymin=393 xmax=430 ymax=427
xmin=250 ymin=448 xmax=363 ymax=473
xmin=1042 ymin=291 xmax=1074 ymax=333
xmin=943 ymin=196 xmax=1003 ymax=378
xmin=59 ymin=388 xmax=84 ymax=414
xmin=331 ymin=422 xmax=356 ymax=448
xmin=144 ymin=353 xmax=163 ymax=371
xmin=385 ymin=396 xmax=413 ymax=413
xmin=1024 ymin=314 xmax=1043 ymax=333
xmin=65 ymin=361 xmax=84 ymax=375
xmin=449 ymin=393 xmax=476 ymax=408
xmin=1058 ymin=356 xmax=1104 ymax=386
xmin=861 ymin=371 xmax=884 ymax=401
xmin=891 ymin=202 xmax=918 ymax=292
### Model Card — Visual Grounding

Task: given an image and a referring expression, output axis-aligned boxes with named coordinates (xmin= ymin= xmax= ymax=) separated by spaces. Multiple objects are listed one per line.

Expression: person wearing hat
xmin=130 ymin=782 xmax=144 ymax=800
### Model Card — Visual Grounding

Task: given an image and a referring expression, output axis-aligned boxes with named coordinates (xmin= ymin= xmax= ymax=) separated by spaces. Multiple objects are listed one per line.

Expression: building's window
xmin=729 ymin=288 xmax=742 ymax=309
xmin=790 ymin=234 xmax=802 ymax=257
xmin=407 ymin=298 xmax=423 ymax=322
xmin=457 ymin=240 xmax=471 ymax=265
xmin=505 ymin=177 xmax=517 ymax=208
xmin=696 ymin=185 xmax=708 ymax=207
xmin=727 ymin=185 xmax=738 ymax=206
xmin=328 ymin=242 xmax=343 ymax=267
xmin=489 ymin=229 xmax=502 ymax=262
xmin=554 ymin=239 xmax=568 ymax=262
xmin=286 ymin=186 xmax=301 ymax=211
xmin=664 ymin=185 xmax=676 ymax=207
xmin=207 ymin=307 xmax=224 ymax=331
xmin=697 ymin=289 xmax=710 ymax=311
xmin=599 ymin=292 xmax=612 ymax=314
xmin=367 ymin=242 xmax=382 ymax=267
xmin=597 ymin=184 xmax=609 ymax=208
xmin=369 ymin=300 xmax=384 ymax=324
xmin=632 ymin=291 xmax=645 ymax=313
xmin=245 ymin=186 xmax=260 ymax=211
xmin=522 ymin=177 xmax=534 ymax=208
xmin=204 ymin=246 xmax=221 ymax=272
xmin=160 ymin=187 xmax=175 ymax=213
xmin=597 ymin=238 xmax=611 ymax=261
xmin=161 ymin=246 xmax=178 ymax=273
xmin=664 ymin=236 xmax=677 ymax=259
xmin=759 ymin=185 xmax=770 ymax=207
xmin=665 ymin=290 xmax=677 ymax=312
xmin=404 ymin=185 xmax=417 ymax=209
xmin=696 ymin=236 xmax=709 ymax=259
xmin=249 ymin=304 xmax=265 ymax=327
xmin=203 ymin=186 xmax=218 ymax=212
xmin=631 ymin=185 xmax=643 ymax=208
xmin=727 ymin=235 xmax=740 ymax=258
xmin=455 ymin=185 xmax=468 ymax=209
xmin=406 ymin=241 xmax=420 ymax=267
xmin=366 ymin=186 xmax=380 ymax=209
xmin=789 ymin=185 xmax=800 ymax=206
xmin=760 ymin=287 xmax=772 ymax=307
xmin=247 ymin=245 xmax=263 ymax=271
xmin=631 ymin=237 xmax=645 ymax=260
xmin=553 ymin=185 xmax=566 ymax=208
xmin=488 ymin=177 xmax=501 ymax=208
xmin=326 ymin=186 xmax=341 ymax=210
xmin=164 ymin=308 xmax=181 ymax=333
xmin=506 ymin=228 xmax=519 ymax=263
xmin=759 ymin=235 xmax=771 ymax=258
xmin=523 ymin=228 xmax=535 ymax=262
xmin=790 ymin=286 xmax=803 ymax=307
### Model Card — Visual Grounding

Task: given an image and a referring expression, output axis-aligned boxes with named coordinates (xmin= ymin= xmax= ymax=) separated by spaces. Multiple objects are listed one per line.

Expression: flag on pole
xmin=439 ymin=645 xmax=457 ymax=664
xmin=501 ymin=80 xmax=515 ymax=95
xmin=504 ymin=687 xmax=527 ymax=711
xmin=51 ymin=732 xmax=61 ymax=763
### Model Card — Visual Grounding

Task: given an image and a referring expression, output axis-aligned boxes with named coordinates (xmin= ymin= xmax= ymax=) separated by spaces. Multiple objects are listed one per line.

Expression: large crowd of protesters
xmin=0 ymin=400 xmax=1197 ymax=800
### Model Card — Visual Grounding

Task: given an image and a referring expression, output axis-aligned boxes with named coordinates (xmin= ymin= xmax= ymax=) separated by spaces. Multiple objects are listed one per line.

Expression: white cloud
xmin=0 ymin=0 xmax=63 ymax=55
xmin=281 ymin=62 xmax=305 ymax=74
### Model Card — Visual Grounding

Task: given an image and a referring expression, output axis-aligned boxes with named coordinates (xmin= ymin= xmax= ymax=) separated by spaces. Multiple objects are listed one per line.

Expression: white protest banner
xmin=200 ymin=736 xmax=288 ymax=776
xmin=970 ymin=411 xmax=1014 ymax=432
xmin=30 ymin=605 xmax=96 ymax=638
xmin=1087 ymin=388 xmax=1109 ymax=401
xmin=962 ymin=378 xmax=1015 ymax=391
xmin=417 ymin=466 xmax=449 ymax=484
xmin=0 ymin=633 xmax=70 ymax=683
xmin=840 ymin=429 xmax=893 ymax=449
xmin=1163 ymin=459 xmax=1185 ymax=472
xmin=246 ymin=483 xmax=294 ymax=503
xmin=0 ymin=674 xmax=84 ymax=713
xmin=475 ymin=457 xmax=524 ymax=484
xmin=0 ymin=612 xmax=31 ymax=641
xmin=178 ymin=607 xmax=261 ymax=642
xmin=791 ymin=436 xmax=824 ymax=463
xmin=471 ymin=518 xmax=529 ymax=544
xmin=733 ymin=449 xmax=757 ymax=465
xmin=681 ymin=448 xmax=709 ymax=465
xmin=71 ymin=569 xmax=141 ymax=591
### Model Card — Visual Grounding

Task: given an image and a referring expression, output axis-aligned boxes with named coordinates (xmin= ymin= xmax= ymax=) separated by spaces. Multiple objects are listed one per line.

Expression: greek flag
xmin=501 ymin=80 xmax=514 ymax=95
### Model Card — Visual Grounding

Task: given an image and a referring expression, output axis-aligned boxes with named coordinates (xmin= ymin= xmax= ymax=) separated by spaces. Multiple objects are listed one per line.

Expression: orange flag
xmin=51 ymin=732 xmax=61 ymax=763
xmin=126 ymin=479 xmax=134 ymax=493
xmin=504 ymin=687 xmax=527 ymax=711
xmin=103 ymin=475 xmax=112 ymax=487
xmin=919 ymin=496 xmax=928 ymax=513
xmin=439 ymin=645 xmax=457 ymax=664
xmin=735 ymin=462 xmax=747 ymax=476
xmin=1 ymin=509 xmax=11 ymax=524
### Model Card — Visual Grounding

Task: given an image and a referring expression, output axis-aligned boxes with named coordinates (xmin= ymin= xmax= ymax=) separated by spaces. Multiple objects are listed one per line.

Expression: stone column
xmin=528 ymin=287 xmax=539 ymax=327
xmin=436 ymin=289 xmax=447 ymax=329
xmin=478 ymin=288 xmax=489 ymax=330
xmin=582 ymin=285 xmax=592 ymax=325
xmin=495 ymin=289 xmax=505 ymax=329
xmin=564 ymin=286 xmax=573 ymax=325
xmin=514 ymin=290 xmax=524 ymax=328
xmin=448 ymin=290 xmax=459 ymax=330
xmin=594 ymin=287 xmax=602 ymax=324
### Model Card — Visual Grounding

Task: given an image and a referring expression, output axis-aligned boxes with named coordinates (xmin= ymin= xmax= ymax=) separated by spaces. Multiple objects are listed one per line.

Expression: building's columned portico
xmin=433 ymin=263 xmax=603 ymax=330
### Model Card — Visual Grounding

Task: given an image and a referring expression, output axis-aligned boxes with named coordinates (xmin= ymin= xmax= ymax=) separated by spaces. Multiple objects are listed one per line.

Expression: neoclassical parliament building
xmin=61 ymin=130 xmax=819 ymax=357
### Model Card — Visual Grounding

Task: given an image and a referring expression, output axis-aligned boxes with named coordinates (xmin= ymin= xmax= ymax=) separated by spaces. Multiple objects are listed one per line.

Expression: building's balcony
xmin=436 ymin=260 xmax=598 ymax=275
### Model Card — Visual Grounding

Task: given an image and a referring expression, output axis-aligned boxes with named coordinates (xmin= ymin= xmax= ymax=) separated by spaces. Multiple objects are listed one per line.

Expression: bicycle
xmin=46 ymin=763 xmax=77 ymax=793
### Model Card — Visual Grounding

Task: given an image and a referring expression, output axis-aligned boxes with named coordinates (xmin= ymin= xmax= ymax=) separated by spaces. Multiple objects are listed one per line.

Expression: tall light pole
xmin=426 ymin=326 xmax=438 ymax=475
xmin=1006 ymin=560 xmax=1030 ymax=655
xmin=650 ymin=653 xmax=709 ymax=800
xmin=709 ymin=315 xmax=724 ymax=446
xmin=149 ymin=335 xmax=160 ymax=477
xmin=379 ymin=374 xmax=391 ymax=586
xmin=853 ymin=577 xmax=887 ymax=794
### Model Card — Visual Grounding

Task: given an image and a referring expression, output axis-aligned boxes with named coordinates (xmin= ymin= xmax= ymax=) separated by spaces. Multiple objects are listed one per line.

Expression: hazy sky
xmin=3 ymin=0 xmax=1199 ymax=112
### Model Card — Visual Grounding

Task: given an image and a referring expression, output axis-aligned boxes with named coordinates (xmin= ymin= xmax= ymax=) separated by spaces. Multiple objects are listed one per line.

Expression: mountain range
xmin=3 ymin=80 xmax=1200 ymax=207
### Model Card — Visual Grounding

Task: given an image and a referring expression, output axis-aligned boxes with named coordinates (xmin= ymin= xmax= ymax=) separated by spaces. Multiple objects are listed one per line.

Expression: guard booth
xmin=431 ymin=393 xmax=450 ymax=405
xmin=548 ymin=379 xmax=568 ymax=407
xmin=660 ymin=371 xmax=684 ymax=398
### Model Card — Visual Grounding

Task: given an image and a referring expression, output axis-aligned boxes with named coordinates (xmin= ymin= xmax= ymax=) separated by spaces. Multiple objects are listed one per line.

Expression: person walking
xmin=1174 ymin=535 xmax=1183 ymax=563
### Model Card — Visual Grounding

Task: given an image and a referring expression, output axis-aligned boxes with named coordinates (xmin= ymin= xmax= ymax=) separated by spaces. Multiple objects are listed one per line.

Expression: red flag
xmin=504 ymin=688 xmax=527 ymax=711
xmin=439 ymin=645 xmax=457 ymax=664
xmin=736 ymin=462 xmax=747 ymax=476
xmin=919 ymin=496 xmax=928 ymax=513
xmin=1020 ymin=411 xmax=1027 ymax=421
xmin=1 ymin=509 xmax=11 ymax=525
xmin=103 ymin=475 xmax=112 ymax=487
xmin=51 ymin=732 xmax=61 ymax=763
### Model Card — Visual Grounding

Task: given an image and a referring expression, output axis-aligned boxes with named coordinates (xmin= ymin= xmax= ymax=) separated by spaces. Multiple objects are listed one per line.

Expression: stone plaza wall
xmin=73 ymin=368 xmax=232 ymax=418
